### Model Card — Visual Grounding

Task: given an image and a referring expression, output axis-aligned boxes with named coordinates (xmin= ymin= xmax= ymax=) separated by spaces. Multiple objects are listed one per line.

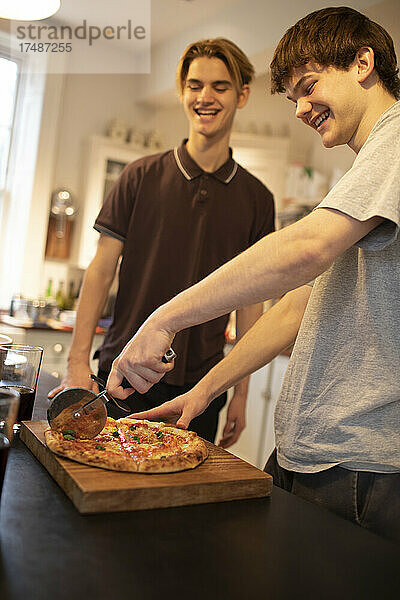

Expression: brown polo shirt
xmin=94 ymin=139 xmax=274 ymax=386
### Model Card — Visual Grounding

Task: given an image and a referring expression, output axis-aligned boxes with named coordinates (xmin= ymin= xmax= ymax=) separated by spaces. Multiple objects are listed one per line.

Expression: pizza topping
xmin=129 ymin=424 xmax=136 ymax=431
xmin=111 ymin=431 xmax=120 ymax=438
xmin=156 ymin=431 xmax=163 ymax=439
xmin=63 ymin=433 xmax=75 ymax=441
xmin=63 ymin=429 xmax=76 ymax=436
xmin=95 ymin=444 xmax=106 ymax=450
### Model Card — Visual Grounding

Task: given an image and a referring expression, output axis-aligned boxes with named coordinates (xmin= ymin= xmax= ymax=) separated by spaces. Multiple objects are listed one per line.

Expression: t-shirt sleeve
xmin=316 ymin=104 xmax=400 ymax=251
xmin=94 ymin=162 xmax=140 ymax=242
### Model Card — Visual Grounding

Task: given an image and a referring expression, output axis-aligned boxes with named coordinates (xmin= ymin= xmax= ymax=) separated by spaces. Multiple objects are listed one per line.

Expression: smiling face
xmin=182 ymin=56 xmax=248 ymax=143
xmin=285 ymin=61 xmax=368 ymax=152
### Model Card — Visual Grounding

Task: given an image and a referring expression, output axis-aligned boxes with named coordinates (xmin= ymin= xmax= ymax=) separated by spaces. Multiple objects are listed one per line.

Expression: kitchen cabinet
xmin=216 ymin=354 xmax=289 ymax=468
xmin=0 ymin=323 xmax=104 ymax=379
xmin=230 ymin=132 xmax=289 ymax=214
xmin=75 ymin=135 xmax=155 ymax=269
xmin=24 ymin=329 xmax=105 ymax=379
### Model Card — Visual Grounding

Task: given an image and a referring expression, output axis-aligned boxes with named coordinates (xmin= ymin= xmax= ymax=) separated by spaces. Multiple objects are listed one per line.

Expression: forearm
xmin=68 ymin=264 xmax=114 ymax=365
xmin=195 ymin=286 xmax=311 ymax=402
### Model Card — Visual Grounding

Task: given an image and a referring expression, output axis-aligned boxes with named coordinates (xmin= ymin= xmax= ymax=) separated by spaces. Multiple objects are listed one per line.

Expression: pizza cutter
xmin=47 ymin=347 xmax=177 ymax=439
xmin=47 ymin=387 xmax=111 ymax=440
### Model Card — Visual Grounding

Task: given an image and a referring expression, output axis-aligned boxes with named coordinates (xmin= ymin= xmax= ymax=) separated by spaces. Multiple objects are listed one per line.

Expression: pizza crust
xmin=45 ymin=417 xmax=208 ymax=473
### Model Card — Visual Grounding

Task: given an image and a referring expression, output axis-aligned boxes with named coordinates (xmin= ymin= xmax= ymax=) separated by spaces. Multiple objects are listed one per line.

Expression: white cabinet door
xmin=24 ymin=329 xmax=105 ymax=380
xmin=75 ymin=136 xmax=152 ymax=269
xmin=216 ymin=354 xmax=289 ymax=469
xmin=230 ymin=132 xmax=289 ymax=213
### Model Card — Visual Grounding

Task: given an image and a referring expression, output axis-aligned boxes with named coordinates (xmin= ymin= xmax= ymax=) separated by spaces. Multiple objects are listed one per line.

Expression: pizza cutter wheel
xmin=47 ymin=387 xmax=111 ymax=440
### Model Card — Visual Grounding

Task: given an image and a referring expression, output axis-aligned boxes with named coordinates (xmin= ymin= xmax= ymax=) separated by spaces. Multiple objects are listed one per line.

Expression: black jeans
xmin=265 ymin=449 xmax=400 ymax=544
xmin=98 ymin=369 xmax=227 ymax=443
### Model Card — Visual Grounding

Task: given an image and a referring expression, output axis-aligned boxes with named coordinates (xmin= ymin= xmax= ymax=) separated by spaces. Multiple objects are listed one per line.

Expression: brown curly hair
xmin=270 ymin=6 xmax=400 ymax=100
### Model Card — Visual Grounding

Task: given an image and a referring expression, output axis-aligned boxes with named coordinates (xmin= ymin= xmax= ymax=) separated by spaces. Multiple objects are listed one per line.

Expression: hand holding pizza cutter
xmin=47 ymin=348 xmax=176 ymax=439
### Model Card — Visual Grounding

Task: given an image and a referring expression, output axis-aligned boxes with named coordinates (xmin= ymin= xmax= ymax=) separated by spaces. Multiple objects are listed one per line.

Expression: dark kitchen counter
xmin=0 ymin=372 xmax=399 ymax=600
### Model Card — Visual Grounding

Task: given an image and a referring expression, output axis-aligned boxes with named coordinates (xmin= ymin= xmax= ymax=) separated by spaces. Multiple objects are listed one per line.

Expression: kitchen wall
xmin=33 ymin=72 xmax=150 ymax=297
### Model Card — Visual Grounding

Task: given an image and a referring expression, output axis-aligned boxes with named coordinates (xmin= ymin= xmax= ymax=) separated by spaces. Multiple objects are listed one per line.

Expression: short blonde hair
xmin=176 ymin=38 xmax=254 ymax=97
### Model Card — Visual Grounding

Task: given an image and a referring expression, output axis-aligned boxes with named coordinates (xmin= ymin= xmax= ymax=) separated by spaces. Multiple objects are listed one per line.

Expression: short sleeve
xmin=94 ymin=162 xmax=140 ymax=242
xmin=316 ymin=102 xmax=400 ymax=251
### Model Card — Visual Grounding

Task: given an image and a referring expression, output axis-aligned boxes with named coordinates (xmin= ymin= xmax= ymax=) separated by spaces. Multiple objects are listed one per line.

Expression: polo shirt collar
xmin=174 ymin=139 xmax=238 ymax=184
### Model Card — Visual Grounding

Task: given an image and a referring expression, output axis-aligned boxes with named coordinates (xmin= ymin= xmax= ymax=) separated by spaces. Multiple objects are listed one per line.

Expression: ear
xmin=355 ymin=46 xmax=375 ymax=84
xmin=237 ymin=84 xmax=250 ymax=109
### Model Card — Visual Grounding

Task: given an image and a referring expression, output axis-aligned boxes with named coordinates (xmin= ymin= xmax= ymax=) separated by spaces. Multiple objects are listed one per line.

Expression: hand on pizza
xmin=45 ymin=417 xmax=208 ymax=473
xmin=130 ymin=388 xmax=210 ymax=431
xmin=48 ymin=363 xmax=99 ymax=399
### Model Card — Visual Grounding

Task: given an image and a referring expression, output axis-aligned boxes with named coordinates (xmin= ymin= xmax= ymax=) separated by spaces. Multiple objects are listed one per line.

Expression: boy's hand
xmin=106 ymin=322 xmax=175 ymax=398
xmin=219 ymin=390 xmax=246 ymax=448
xmin=129 ymin=388 xmax=210 ymax=431
xmin=48 ymin=364 xmax=99 ymax=398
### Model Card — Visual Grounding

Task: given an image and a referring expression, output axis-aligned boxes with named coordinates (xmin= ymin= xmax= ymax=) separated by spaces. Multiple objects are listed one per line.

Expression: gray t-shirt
xmin=275 ymin=101 xmax=400 ymax=474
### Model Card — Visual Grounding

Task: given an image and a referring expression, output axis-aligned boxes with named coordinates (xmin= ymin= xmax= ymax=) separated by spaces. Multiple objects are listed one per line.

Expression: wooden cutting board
xmin=20 ymin=420 xmax=272 ymax=514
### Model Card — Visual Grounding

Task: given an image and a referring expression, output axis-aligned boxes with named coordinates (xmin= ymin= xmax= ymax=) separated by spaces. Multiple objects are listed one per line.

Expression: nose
xmin=295 ymin=97 xmax=312 ymax=120
xmin=198 ymin=85 xmax=213 ymax=103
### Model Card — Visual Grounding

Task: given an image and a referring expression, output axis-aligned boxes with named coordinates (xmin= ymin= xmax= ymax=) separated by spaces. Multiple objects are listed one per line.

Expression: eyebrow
xmin=186 ymin=78 xmax=232 ymax=87
xmin=286 ymin=74 xmax=313 ymax=101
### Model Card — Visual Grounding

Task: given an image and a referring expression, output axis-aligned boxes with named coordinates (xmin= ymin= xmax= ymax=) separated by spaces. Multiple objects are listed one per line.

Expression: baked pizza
xmin=44 ymin=417 xmax=208 ymax=473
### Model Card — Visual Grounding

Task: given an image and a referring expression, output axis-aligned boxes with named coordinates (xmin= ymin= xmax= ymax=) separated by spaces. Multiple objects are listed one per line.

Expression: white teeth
xmin=195 ymin=109 xmax=218 ymax=115
xmin=314 ymin=110 xmax=330 ymax=128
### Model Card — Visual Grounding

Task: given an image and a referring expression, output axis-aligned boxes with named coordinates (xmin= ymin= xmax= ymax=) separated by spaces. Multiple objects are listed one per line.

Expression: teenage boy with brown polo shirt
xmin=108 ymin=8 xmax=400 ymax=541
xmin=49 ymin=38 xmax=275 ymax=444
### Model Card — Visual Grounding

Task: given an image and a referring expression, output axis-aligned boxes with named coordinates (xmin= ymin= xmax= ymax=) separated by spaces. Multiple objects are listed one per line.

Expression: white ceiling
xmin=53 ymin=0 xmax=244 ymax=47
xmin=53 ymin=0 xmax=380 ymax=50
xmin=151 ymin=0 xmax=244 ymax=46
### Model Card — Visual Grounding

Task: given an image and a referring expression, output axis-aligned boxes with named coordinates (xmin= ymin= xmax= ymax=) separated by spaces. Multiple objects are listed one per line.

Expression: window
xmin=0 ymin=55 xmax=19 ymax=210
xmin=0 ymin=33 xmax=49 ymax=309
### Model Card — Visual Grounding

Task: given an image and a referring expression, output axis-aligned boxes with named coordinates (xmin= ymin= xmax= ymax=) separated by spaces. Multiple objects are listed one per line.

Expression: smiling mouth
xmin=194 ymin=108 xmax=220 ymax=117
xmin=314 ymin=110 xmax=330 ymax=129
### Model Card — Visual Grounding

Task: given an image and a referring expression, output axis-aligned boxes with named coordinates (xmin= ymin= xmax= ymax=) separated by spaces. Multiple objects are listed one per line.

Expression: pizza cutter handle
xmin=162 ymin=348 xmax=176 ymax=363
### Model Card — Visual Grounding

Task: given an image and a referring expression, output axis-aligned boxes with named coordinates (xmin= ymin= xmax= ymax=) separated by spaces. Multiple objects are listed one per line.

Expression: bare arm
xmin=159 ymin=209 xmax=382 ymax=332
xmin=48 ymin=234 xmax=122 ymax=397
xmin=107 ymin=208 xmax=382 ymax=397
xmin=128 ymin=286 xmax=311 ymax=428
xmin=219 ymin=302 xmax=263 ymax=448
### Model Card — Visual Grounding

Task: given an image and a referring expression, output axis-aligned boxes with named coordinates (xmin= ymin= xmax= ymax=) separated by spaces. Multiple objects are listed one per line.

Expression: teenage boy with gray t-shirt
xmin=276 ymin=100 xmax=400 ymax=473
xmin=107 ymin=8 xmax=400 ymax=542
